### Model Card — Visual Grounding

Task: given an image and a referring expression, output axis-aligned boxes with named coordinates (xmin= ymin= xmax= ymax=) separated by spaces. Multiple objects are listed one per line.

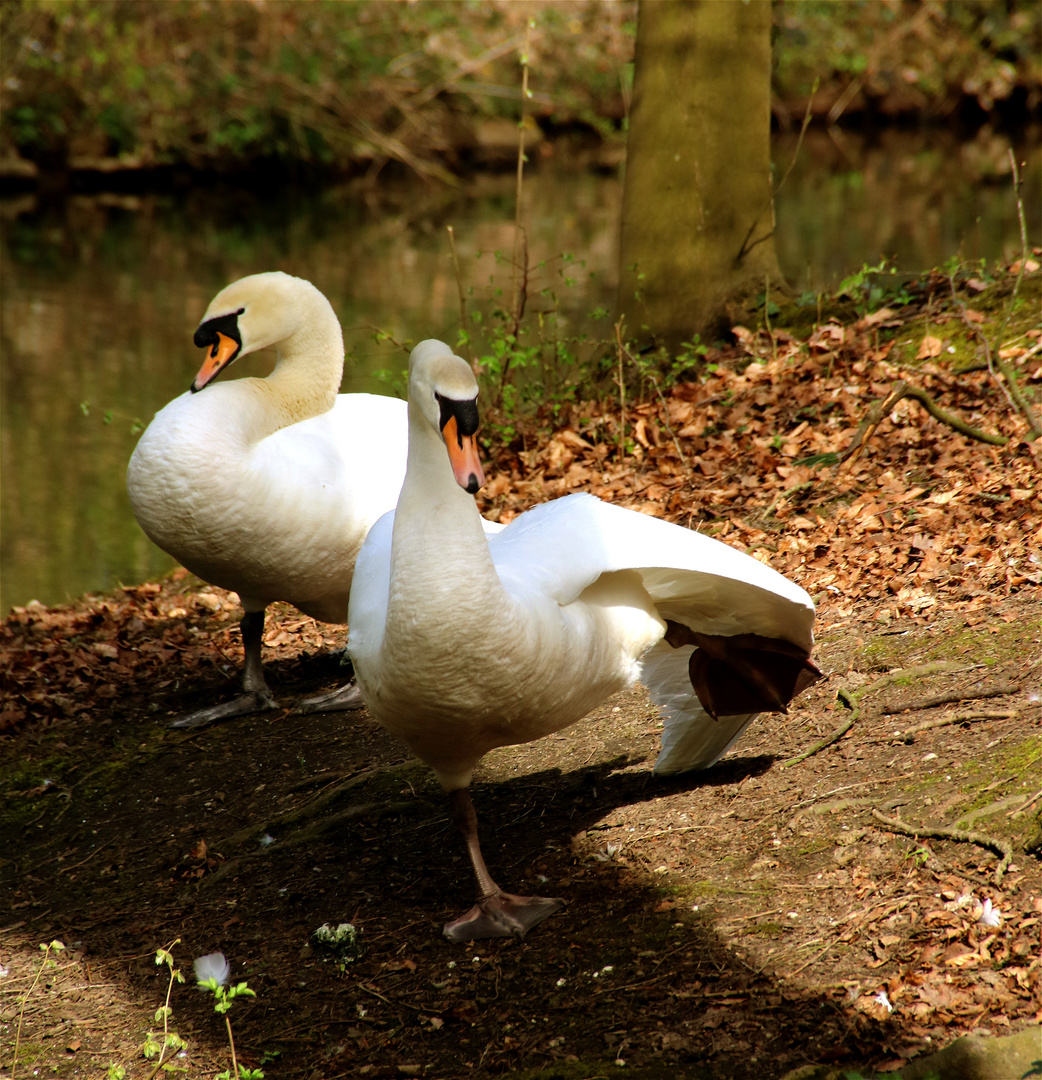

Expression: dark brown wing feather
xmin=665 ymin=621 xmax=822 ymax=720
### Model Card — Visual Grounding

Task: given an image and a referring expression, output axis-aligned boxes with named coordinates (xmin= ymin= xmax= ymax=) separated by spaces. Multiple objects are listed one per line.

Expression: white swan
xmin=126 ymin=271 xmax=408 ymax=727
xmin=348 ymin=339 xmax=821 ymax=942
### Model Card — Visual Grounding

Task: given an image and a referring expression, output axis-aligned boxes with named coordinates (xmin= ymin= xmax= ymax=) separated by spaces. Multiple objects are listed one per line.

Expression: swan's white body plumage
xmin=127 ymin=271 xmax=408 ymax=623
xmin=129 ymin=388 xmax=407 ymax=621
xmin=348 ymin=340 xmax=817 ymax=791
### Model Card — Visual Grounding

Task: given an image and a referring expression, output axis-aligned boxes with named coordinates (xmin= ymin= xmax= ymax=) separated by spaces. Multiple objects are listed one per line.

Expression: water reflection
xmin=0 ymin=165 xmax=622 ymax=612
xmin=773 ymin=126 xmax=1040 ymax=292
xmin=1 ymin=128 xmax=1039 ymax=610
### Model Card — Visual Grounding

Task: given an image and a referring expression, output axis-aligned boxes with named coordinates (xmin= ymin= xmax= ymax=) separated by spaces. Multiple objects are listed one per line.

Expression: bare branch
xmin=871 ymin=810 xmax=1012 ymax=886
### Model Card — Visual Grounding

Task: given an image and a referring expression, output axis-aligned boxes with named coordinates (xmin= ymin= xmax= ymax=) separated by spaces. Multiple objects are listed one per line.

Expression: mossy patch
xmin=855 ymin=618 xmax=1034 ymax=672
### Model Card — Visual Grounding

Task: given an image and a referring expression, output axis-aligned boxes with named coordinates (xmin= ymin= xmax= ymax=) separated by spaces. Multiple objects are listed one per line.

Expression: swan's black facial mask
xmin=435 ymin=392 xmax=484 ymax=494
xmin=437 ymin=393 xmax=480 ymax=442
xmin=191 ymin=308 xmax=244 ymax=393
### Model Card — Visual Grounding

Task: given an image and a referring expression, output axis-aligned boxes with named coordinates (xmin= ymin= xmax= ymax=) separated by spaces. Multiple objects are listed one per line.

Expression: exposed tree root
xmin=839 ymin=379 xmax=1008 ymax=469
xmin=870 ymin=809 xmax=1013 ymax=885
xmin=781 ymin=692 xmax=859 ymax=768
xmin=205 ymin=799 xmax=429 ymax=887
xmin=214 ymin=759 xmax=417 ymax=852
xmin=882 ymin=709 xmax=1018 ymax=743
xmin=881 ymin=682 xmax=1016 ymax=715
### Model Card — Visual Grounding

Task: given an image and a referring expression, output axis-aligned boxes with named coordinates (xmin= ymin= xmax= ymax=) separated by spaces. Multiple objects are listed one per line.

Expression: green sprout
xmin=194 ymin=952 xmax=262 ymax=1080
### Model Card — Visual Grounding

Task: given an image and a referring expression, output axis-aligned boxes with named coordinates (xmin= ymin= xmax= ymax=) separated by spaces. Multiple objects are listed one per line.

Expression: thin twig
xmin=216 ymin=762 xmax=414 ymax=850
xmin=357 ymin=981 xmax=428 ymax=1014
xmin=948 ymin=254 xmax=1041 ymax=439
xmin=782 ymin=663 xmax=968 ymax=766
xmin=225 ymin=1014 xmax=240 ymax=1080
xmin=445 ymin=225 xmax=476 ymax=374
xmin=790 ymin=939 xmax=837 ymax=977
xmin=614 ymin=320 xmax=627 ymax=458
xmin=986 ymin=153 xmax=1039 ymax=437
xmin=870 ymin=809 xmax=1013 ymax=885
xmin=776 ymin=774 xmax=917 ymax=815
xmin=781 ymin=689 xmax=857 ymax=768
xmin=881 ymin=685 xmax=1017 ymax=715
xmin=407 ymin=31 xmax=540 ymax=109
xmin=883 ymin=710 xmax=1017 ymax=743
xmin=511 ymin=18 xmax=532 ymax=333
xmin=764 ymin=273 xmax=778 ymax=361
xmin=12 ymin=941 xmax=63 ymax=1080
xmin=627 ymin=823 xmax=717 ymax=842
xmin=1007 ymin=789 xmax=1042 ymax=818
xmin=992 ymin=149 xmax=1031 ymax=349
xmin=773 ymin=78 xmax=818 ymax=199
xmin=648 ymin=374 xmax=689 ymax=469
xmin=736 ymin=80 xmax=817 ymax=264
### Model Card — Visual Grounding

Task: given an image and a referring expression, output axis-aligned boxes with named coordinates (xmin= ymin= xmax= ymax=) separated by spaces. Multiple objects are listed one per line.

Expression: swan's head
xmin=190 ymin=271 xmax=318 ymax=393
xmin=408 ymin=339 xmax=485 ymax=495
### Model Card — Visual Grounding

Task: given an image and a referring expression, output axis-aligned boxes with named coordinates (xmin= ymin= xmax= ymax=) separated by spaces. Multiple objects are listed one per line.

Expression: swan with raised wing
xmin=347 ymin=339 xmax=821 ymax=941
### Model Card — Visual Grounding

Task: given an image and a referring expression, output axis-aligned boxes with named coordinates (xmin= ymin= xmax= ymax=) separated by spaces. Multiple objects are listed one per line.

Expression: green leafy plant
xmin=11 ymin=939 xmax=65 ymax=1080
xmin=142 ymin=940 xmax=187 ymax=1077
xmin=907 ymin=844 xmax=931 ymax=867
xmin=835 ymin=258 xmax=911 ymax=315
xmin=80 ymin=399 xmax=145 ymax=434
xmin=194 ymin=952 xmax=262 ymax=1080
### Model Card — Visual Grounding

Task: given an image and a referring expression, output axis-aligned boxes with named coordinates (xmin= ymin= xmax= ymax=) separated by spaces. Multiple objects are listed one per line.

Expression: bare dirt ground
xmin=2 ymin=266 xmax=1040 ymax=1079
xmin=2 ymin=581 xmax=1040 ymax=1080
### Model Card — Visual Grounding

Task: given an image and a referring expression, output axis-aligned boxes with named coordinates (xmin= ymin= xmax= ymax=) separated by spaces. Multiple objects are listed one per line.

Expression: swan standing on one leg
xmin=126 ymin=271 xmax=408 ymax=727
xmin=348 ymin=339 xmax=821 ymax=943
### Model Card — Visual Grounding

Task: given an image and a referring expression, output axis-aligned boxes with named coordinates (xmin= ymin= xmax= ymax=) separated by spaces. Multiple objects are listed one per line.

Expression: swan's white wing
xmin=489 ymin=493 xmax=816 ymax=775
xmin=347 ymin=510 xmax=395 ymax=667
xmin=490 ymin=492 xmax=813 ymax=642
xmin=641 ymin=641 xmax=757 ymax=774
xmin=182 ymin=392 xmax=408 ymax=619
xmin=251 ymin=394 xmax=408 ymax=528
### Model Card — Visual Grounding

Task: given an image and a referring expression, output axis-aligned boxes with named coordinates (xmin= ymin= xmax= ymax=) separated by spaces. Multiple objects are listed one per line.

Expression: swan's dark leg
xmin=442 ymin=788 xmax=564 ymax=942
xmin=168 ymin=609 xmax=278 ymax=729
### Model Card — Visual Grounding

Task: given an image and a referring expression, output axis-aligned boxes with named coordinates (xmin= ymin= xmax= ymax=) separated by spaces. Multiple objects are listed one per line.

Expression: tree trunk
xmin=618 ymin=0 xmax=785 ymax=354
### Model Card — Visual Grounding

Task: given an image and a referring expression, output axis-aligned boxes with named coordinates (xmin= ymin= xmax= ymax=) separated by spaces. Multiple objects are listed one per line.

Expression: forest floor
xmin=1 ymin=261 xmax=1040 ymax=1079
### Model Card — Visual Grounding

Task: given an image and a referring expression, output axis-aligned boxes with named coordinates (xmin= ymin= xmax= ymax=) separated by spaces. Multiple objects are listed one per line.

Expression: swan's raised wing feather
xmin=640 ymin=641 xmax=758 ymax=774
xmin=490 ymin=493 xmax=813 ymax=643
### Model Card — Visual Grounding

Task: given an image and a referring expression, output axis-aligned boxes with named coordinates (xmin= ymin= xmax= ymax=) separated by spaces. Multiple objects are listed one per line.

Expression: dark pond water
xmin=2 ymin=127 xmax=1039 ymax=611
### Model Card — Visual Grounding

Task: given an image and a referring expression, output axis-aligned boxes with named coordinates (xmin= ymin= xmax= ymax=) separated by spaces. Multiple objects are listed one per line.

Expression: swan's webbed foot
xmin=167 ymin=688 xmax=278 ymax=729
xmin=295 ymin=680 xmax=366 ymax=714
xmin=168 ymin=608 xmax=281 ymax=729
xmin=443 ymin=892 xmax=565 ymax=942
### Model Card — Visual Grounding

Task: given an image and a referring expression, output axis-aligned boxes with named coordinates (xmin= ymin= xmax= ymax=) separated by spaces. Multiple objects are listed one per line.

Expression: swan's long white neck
xmin=389 ymin=401 xmax=496 ymax=600
xmin=262 ymin=315 xmax=339 ymax=416
xmin=236 ymin=304 xmax=342 ymax=438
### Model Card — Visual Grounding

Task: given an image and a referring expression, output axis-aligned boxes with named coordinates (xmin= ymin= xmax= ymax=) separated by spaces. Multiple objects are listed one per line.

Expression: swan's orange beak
xmin=192 ymin=332 xmax=239 ymax=393
xmin=443 ymin=415 xmax=485 ymax=494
